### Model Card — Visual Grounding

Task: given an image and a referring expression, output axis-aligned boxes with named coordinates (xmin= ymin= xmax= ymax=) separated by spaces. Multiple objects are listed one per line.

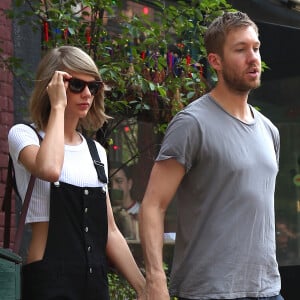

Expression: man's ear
xmin=207 ymin=53 xmax=222 ymax=71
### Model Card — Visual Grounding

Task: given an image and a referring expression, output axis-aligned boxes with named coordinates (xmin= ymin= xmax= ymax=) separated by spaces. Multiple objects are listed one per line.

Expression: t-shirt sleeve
xmin=156 ymin=111 xmax=201 ymax=173
xmin=8 ymin=124 xmax=40 ymax=163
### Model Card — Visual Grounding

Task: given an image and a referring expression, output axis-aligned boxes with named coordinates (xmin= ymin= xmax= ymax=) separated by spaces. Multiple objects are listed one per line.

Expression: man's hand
xmin=144 ymin=277 xmax=170 ymax=300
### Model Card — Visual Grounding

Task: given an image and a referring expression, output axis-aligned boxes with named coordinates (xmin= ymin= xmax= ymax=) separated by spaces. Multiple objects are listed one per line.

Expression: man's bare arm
xmin=139 ymin=158 xmax=185 ymax=299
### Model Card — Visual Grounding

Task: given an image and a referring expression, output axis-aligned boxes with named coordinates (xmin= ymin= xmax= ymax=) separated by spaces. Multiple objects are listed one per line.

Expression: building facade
xmin=0 ymin=0 xmax=14 ymax=248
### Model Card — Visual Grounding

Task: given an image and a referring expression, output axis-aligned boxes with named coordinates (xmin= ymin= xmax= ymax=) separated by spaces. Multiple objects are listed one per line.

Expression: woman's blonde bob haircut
xmin=29 ymin=46 xmax=109 ymax=131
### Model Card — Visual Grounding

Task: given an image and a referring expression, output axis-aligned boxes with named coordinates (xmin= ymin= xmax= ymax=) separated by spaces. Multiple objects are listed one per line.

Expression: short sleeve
xmin=156 ymin=111 xmax=202 ymax=173
xmin=8 ymin=124 xmax=41 ymax=163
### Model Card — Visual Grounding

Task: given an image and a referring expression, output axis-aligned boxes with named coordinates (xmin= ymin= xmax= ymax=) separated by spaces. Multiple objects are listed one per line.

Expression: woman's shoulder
xmin=8 ymin=123 xmax=40 ymax=142
xmin=8 ymin=123 xmax=41 ymax=161
xmin=9 ymin=122 xmax=31 ymax=133
xmin=94 ymin=139 xmax=107 ymax=154
xmin=79 ymin=135 xmax=108 ymax=164
xmin=83 ymin=135 xmax=107 ymax=156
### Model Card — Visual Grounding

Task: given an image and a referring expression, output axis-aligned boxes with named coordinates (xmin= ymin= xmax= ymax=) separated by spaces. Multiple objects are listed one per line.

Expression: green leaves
xmin=2 ymin=0 xmax=233 ymax=129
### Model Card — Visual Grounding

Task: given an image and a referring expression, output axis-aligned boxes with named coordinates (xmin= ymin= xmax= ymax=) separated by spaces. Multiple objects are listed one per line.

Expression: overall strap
xmin=85 ymin=137 xmax=108 ymax=184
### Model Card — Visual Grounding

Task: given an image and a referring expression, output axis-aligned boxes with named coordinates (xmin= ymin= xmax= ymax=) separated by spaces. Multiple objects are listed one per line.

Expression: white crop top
xmin=8 ymin=124 xmax=108 ymax=224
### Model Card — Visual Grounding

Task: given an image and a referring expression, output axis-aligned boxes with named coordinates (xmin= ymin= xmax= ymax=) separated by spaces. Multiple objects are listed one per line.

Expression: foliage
xmin=2 ymin=0 xmax=234 ymax=295
xmin=3 ymin=0 xmax=233 ymax=131
xmin=108 ymin=271 xmax=136 ymax=299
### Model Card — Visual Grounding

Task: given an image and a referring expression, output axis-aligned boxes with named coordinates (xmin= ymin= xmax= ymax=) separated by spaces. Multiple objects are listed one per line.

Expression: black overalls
xmin=22 ymin=139 xmax=110 ymax=300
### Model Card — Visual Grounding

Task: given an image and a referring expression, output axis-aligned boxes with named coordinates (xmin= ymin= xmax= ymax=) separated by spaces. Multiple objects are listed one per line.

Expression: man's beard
xmin=222 ymin=66 xmax=261 ymax=93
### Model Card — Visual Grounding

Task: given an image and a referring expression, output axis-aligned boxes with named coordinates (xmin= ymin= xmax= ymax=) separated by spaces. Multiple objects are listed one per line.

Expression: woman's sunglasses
xmin=65 ymin=78 xmax=103 ymax=96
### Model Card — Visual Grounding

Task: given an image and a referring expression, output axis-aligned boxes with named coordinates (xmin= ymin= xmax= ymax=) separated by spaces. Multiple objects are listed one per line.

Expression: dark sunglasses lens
xmin=68 ymin=78 xmax=101 ymax=95
xmin=69 ymin=78 xmax=85 ymax=93
xmin=87 ymin=82 xmax=101 ymax=96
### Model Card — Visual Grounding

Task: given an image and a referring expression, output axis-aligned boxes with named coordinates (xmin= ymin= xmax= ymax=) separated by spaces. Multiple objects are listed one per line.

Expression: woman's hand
xmin=47 ymin=71 xmax=71 ymax=110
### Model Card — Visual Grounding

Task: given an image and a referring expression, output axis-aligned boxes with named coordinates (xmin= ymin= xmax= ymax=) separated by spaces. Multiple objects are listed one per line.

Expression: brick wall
xmin=0 ymin=0 xmax=14 ymax=248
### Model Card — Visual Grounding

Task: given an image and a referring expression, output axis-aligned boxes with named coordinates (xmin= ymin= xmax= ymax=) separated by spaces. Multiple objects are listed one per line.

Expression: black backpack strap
xmin=2 ymin=156 xmax=14 ymax=248
xmin=24 ymin=123 xmax=43 ymax=143
xmin=2 ymin=122 xmax=43 ymax=251
xmin=85 ymin=137 xmax=108 ymax=184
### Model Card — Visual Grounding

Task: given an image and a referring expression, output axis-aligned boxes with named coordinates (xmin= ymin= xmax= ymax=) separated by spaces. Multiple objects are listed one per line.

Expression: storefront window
xmin=250 ymin=22 xmax=300 ymax=267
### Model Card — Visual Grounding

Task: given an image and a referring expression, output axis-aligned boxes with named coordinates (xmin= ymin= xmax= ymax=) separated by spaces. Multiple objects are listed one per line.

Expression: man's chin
xmin=252 ymin=80 xmax=261 ymax=90
xmin=247 ymin=79 xmax=261 ymax=91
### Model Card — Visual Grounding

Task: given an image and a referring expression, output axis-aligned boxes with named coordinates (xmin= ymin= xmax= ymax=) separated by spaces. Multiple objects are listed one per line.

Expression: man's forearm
xmin=139 ymin=203 xmax=167 ymax=281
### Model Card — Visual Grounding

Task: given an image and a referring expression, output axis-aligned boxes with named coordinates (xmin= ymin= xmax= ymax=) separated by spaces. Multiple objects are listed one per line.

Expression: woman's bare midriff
xmin=26 ymin=222 xmax=49 ymax=264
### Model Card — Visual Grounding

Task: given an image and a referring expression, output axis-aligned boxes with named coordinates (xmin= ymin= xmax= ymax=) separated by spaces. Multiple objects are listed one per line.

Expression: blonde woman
xmin=8 ymin=46 xmax=145 ymax=300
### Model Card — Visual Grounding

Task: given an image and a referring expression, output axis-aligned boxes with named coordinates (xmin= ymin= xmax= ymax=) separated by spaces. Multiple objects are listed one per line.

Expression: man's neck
xmin=209 ymin=88 xmax=253 ymax=123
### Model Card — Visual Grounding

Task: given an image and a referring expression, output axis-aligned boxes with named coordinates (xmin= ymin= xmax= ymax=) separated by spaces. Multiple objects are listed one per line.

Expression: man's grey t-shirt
xmin=157 ymin=94 xmax=281 ymax=299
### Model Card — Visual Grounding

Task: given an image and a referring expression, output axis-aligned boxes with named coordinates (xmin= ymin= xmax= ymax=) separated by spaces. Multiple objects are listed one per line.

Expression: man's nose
xmin=248 ymin=49 xmax=260 ymax=63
